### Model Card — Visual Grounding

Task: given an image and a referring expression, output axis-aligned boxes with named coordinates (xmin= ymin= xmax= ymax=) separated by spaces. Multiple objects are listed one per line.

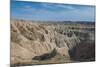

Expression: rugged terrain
xmin=11 ymin=19 xmax=95 ymax=66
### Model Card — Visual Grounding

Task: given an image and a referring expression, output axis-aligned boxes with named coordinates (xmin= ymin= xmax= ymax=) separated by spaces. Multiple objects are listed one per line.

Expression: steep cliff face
xmin=11 ymin=20 xmax=95 ymax=66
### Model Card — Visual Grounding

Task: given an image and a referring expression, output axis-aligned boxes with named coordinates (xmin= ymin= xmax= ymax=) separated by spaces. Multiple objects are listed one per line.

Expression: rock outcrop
xmin=32 ymin=48 xmax=57 ymax=60
xmin=11 ymin=19 xmax=95 ymax=66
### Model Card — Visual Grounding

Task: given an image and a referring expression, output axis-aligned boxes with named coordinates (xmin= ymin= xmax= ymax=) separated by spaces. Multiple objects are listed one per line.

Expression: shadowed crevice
xmin=68 ymin=40 xmax=95 ymax=62
xmin=32 ymin=48 xmax=57 ymax=60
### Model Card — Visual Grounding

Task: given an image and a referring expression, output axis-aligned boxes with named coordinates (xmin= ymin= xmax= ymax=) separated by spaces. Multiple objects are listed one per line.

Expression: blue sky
xmin=11 ymin=1 xmax=95 ymax=22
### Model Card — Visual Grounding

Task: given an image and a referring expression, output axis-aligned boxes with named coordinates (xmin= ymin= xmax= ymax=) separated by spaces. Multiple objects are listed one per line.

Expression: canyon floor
xmin=11 ymin=19 xmax=95 ymax=67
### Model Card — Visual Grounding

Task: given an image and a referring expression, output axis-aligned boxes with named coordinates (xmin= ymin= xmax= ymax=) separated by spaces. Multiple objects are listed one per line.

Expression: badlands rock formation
xmin=11 ymin=19 xmax=95 ymax=66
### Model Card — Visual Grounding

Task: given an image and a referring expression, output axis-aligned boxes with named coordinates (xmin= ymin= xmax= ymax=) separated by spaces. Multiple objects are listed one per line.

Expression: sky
xmin=11 ymin=1 xmax=95 ymax=22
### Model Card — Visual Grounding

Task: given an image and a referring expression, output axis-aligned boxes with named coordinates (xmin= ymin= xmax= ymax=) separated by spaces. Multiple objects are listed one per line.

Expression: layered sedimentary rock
xmin=11 ymin=20 xmax=95 ymax=66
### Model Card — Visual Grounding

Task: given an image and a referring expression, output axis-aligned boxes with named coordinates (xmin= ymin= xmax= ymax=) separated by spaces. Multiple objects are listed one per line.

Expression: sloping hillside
xmin=11 ymin=20 xmax=95 ymax=66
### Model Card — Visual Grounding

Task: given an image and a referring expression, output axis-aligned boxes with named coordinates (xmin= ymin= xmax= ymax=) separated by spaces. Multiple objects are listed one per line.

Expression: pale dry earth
xmin=11 ymin=19 xmax=95 ymax=67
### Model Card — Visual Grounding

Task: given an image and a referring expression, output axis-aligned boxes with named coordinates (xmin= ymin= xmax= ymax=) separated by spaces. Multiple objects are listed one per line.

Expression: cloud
xmin=53 ymin=4 xmax=75 ymax=10
xmin=11 ymin=1 xmax=95 ymax=21
xmin=38 ymin=3 xmax=76 ymax=12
